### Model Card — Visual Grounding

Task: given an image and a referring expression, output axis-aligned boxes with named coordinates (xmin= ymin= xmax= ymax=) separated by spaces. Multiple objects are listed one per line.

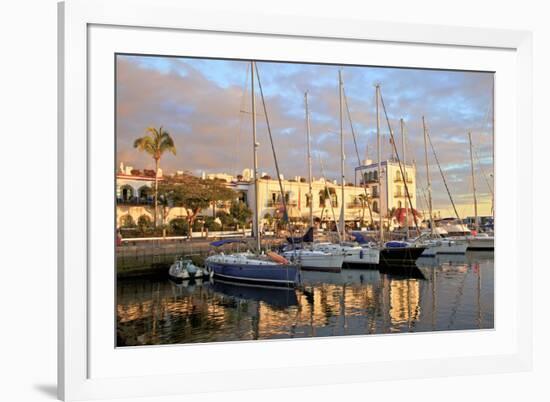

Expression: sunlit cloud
xmin=116 ymin=55 xmax=494 ymax=217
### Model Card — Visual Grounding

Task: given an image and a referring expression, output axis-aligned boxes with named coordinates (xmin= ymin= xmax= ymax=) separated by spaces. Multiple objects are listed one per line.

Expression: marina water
xmin=117 ymin=251 xmax=493 ymax=346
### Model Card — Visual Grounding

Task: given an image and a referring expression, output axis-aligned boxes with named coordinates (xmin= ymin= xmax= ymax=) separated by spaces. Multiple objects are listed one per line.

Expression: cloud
xmin=116 ymin=55 xmax=494 ymax=216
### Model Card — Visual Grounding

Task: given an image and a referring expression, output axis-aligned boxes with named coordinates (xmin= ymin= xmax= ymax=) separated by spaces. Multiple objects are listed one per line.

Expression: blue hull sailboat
xmin=207 ymin=252 xmax=299 ymax=288
xmin=205 ymin=61 xmax=300 ymax=288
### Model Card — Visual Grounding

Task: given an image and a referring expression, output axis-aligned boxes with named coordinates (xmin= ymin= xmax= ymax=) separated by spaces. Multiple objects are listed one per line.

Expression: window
xmin=120 ymin=185 xmax=133 ymax=202
xmin=306 ymin=193 xmax=312 ymax=208
xmin=397 ymin=201 xmax=402 ymax=209
xmin=319 ymin=190 xmax=327 ymax=207
xmin=238 ymin=191 xmax=247 ymax=204
xmin=373 ymin=201 xmax=379 ymax=213
xmin=329 ymin=189 xmax=338 ymax=207
xmin=138 ymin=185 xmax=152 ymax=202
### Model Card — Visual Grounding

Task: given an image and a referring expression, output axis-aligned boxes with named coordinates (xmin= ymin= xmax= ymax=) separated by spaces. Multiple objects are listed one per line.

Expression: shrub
xmin=169 ymin=218 xmax=188 ymax=236
xmin=192 ymin=219 xmax=203 ymax=232
xmin=204 ymin=216 xmax=222 ymax=231
xmin=137 ymin=215 xmax=153 ymax=234
xmin=216 ymin=211 xmax=235 ymax=230
xmin=120 ymin=214 xmax=135 ymax=228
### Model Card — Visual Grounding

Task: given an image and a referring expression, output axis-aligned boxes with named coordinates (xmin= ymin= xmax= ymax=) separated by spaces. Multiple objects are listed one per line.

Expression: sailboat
xmin=280 ymin=91 xmax=345 ymax=272
xmin=311 ymin=71 xmax=380 ymax=268
xmin=368 ymin=84 xmax=425 ymax=268
xmin=414 ymin=116 xmax=468 ymax=257
xmin=205 ymin=61 xmax=299 ymax=288
xmin=460 ymin=132 xmax=494 ymax=251
xmin=419 ymin=129 xmax=492 ymax=251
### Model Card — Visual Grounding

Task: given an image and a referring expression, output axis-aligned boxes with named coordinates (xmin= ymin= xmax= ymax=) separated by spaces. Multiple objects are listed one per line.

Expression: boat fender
xmin=359 ymin=250 xmax=364 ymax=259
xmin=267 ymin=251 xmax=290 ymax=265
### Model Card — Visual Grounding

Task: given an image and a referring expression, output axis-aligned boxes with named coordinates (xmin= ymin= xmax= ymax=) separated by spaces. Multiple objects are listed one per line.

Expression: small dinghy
xmin=168 ymin=258 xmax=210 ymax=281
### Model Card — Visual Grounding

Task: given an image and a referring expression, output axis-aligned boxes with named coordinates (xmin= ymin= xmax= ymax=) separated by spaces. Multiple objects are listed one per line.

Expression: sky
xmin=116 ymin=54 xmax=494 ymax=218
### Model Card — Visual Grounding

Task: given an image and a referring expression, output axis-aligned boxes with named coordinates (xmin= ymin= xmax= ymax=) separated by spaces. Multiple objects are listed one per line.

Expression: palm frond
xmin=135 ymin=126 xmax=177 ymax=157
xmin=159 ymin=134 xmax=176 ymax=155
xmin=133 ymin=136 xmax=156 ymax=156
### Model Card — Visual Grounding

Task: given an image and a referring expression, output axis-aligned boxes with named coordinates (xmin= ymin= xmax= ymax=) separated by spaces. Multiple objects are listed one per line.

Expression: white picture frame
xmin=58 ymin=0 xmax=533 ymax=400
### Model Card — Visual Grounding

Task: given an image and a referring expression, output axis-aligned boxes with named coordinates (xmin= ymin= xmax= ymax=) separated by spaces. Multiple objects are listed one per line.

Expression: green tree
xmin=133 ymin=126 xmax=176 ymax=227
xmin=207 ymin=179 xmax=236 ymax=216
xmin=169 ymin=218 xmax=188 ymax=236
xmin=216 ymin=211 xmax=234 ymax=231
xmin=159 ymin=174 xmax=236 ymax=239
xmin=263 ymin=212 xmax=274 ymax=229
xmin=230 ymin=201 xmax=252 ymax=235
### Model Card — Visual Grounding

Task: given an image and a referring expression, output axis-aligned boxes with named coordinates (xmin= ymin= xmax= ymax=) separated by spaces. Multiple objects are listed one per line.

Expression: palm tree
xmin=133 ymin=126 xmax=176 ymax=227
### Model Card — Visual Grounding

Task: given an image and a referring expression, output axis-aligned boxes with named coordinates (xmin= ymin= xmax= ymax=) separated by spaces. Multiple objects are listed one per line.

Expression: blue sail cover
xmin=350 ymin=231 xmax=368 ymax=244
xmin=350 ymin=231 xmax=377 ymax=244
xmin=286 ymin=227 xmax=314 ymax=244
xmin=385 ymin=241 xmax=410 ymax=248
xmin=209 ymin=238 xmax=248 ymax=247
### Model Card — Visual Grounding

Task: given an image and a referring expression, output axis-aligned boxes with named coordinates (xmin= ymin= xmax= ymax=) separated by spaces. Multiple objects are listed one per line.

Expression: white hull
xmin=312 ymin=243 xmax=380 ymax=266
xmin=421 ymin=240 xmax=468 ymax=256
xmin=467 ymin=236 xmax=494 ymax=250
xmin=449 ymin=235 xmax=494 ymax=250
xmin=283 ymin=250 xmax=344 ymax=272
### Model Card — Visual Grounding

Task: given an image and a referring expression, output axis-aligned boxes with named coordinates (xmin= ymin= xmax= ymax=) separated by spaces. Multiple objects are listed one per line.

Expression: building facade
xmin=116 ymin=160 xmax=417 ymax=230
xmin=354 ymin=158 xmax=417 ymax=216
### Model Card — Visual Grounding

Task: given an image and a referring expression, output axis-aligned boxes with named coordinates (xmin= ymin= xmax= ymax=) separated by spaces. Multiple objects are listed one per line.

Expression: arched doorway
xmin=120 ymin=185 xmax=133 ymax=202
xmin=138 ymin=185 xmax=152 ymax=203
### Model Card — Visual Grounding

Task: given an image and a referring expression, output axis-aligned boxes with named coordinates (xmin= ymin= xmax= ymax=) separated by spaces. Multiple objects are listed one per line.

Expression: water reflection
xmin=117 ymin=251 xmax=494 ymax=346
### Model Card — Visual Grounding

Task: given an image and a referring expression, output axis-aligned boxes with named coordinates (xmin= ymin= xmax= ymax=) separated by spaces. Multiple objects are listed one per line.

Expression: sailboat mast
xmin=468 ymin=131 xmax=479 ymax=232
xmin=305 ymin=91 xmax=314 ymax=229
xmin=251 ymin=61 xmax=261 ymax=252
xmin=376 ymin=84 xmax=383 ymax=242
xmin=401 ymin=118 xmax=409 ymax=239
xmin=422 ymin=116 xmax=434 ymax=236
xmin=339 ymin=70 xmax=345 ymax=240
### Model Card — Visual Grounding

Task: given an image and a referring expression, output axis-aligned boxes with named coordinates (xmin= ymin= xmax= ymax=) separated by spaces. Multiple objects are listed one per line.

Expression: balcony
xmin=346 ymin=202 xmax=364 ymax=209
xmin=394 ymin=175 xmax=413 ymax=183
xmin=117 ymin=197 xmax=154 ymax=206
xmin=394 ymin=192 xmax=413 ymax=198
xmin=266 ymin=200 xmax=298 ymax=208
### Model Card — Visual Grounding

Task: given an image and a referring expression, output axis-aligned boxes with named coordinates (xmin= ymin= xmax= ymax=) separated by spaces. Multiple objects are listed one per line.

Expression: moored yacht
xmin=282 ymin=228 xmax=345 ymax=272
xmin=464 ymin=232 xmax=494 ymax=251
xmin=312 ymin=241 xmax=380 ymax=268
xmin=420 ymin=238 xmax=468 ymax=256
xmin=206 ymin=251 xmax=299 ymax=288
xmin=282 ymin=248 xmax=344 ymax=272
xmin=408 ymin=232 xmax=468 ymax=256
xmin=378 ymin=241 xmax=426 ymax=268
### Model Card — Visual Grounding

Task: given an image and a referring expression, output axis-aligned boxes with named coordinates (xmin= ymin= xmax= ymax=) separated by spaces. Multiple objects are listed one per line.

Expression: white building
xmin=116 ymin=160 xmax=417 ymax=229
xmin=354 ymin=158 xmax=417 ymax=215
